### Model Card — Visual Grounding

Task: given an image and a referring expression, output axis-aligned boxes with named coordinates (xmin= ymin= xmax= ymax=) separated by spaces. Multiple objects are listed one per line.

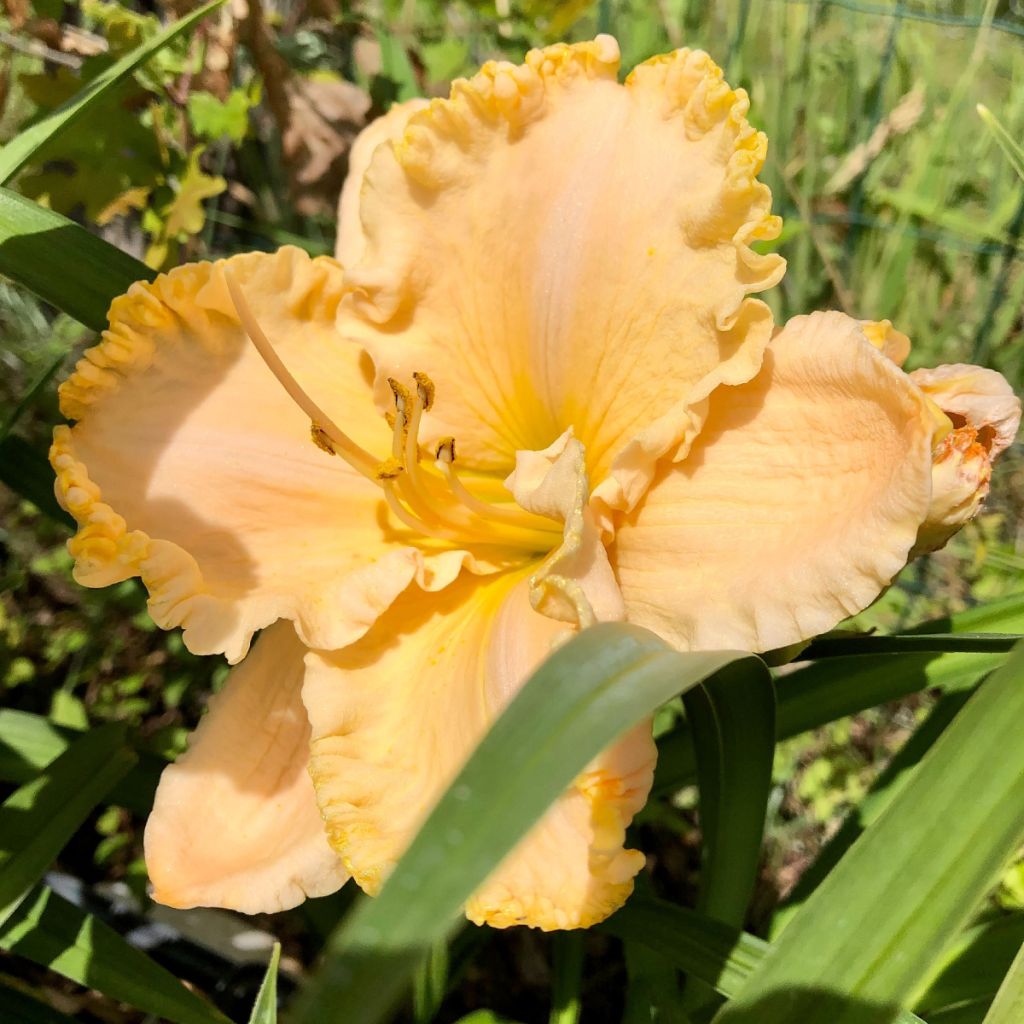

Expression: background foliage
xmin=1 ymin=0 xmax=1023 ymax=1022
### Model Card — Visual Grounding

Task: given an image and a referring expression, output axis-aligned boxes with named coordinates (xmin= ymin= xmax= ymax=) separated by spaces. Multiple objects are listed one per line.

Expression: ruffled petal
xmin=337 ymin=37 xmax=784 ymax=520
xmin=610 ymin=311 xmax=941 ymax=653
xmin=51 ymin=246 xmax=494 ymax=662
xmin=144 ymin=622 xmax=348 ymax=913
xmin=336 ymin=98 xmax=430 ymax=266
xmin=302 ymin=573 xmax=655 ymax=930
xmin=909 ymin=363 xmax=1021 ymax=554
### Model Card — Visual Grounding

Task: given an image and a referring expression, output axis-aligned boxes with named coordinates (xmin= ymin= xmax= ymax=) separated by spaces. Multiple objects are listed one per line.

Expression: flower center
xmin=226 ymin=272 xmax=562 ymax=554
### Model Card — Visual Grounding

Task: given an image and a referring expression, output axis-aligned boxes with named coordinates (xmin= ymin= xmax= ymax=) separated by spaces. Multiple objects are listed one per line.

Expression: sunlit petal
xmin=303 ymin=573 xmax=655 ymax=929
xmin=338 ymin=38 xmax=784 ymax=521
xmin=51 ymin=247 xmax=495 ymax=662
xmin=145 ymin=622 xmax=348 ymax=913
xmin=610 ymin=311 xmax=941 ymax=653
xmin=336 ymin=98 xmax=430 ymax=266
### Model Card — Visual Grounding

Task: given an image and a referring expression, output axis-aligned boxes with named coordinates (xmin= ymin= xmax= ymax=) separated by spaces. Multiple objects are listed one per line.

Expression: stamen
xmin=436 ymin=439 xmax=561 ymax=536
xmin=224 ymin=270 xmax=379 ymax=481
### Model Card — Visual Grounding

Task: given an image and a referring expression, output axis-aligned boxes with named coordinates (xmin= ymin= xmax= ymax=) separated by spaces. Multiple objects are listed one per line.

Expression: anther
xmin=376 ymin=457 xmax=404 ymax=480
xmin=311 ymin=423 xmax=336 ymax=456
xmin=436 ymin=437 xmax=456 ymax=462
xmin=414 ymin=372 xmax=435 ymax=411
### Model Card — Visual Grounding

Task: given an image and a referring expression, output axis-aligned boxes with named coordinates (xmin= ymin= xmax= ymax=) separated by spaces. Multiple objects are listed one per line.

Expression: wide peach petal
xmin=51 ymin=247 xmax=494 ymax=662
xmin=144 ymin=622 xmax=348 ymax=913
xmin=610 ymin=311 xmax=941 ymax=653
xmin=336 ymin=98 xmax=430 ymax=267
xmin=302 ymin=572 xmax=655 ymax=929
xmin=909 ymin=363 xmax=1021 ymax=554
xmin=337 ymin=37 xmax=784 ymax=520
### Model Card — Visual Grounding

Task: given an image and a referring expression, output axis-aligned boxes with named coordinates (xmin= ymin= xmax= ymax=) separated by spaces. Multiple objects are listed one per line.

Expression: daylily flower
xmin=50 ymin=36 xmax=1019 ymax=930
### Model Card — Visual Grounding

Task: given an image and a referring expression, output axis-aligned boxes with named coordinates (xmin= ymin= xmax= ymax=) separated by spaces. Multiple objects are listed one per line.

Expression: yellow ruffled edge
xmin=465 ymin=744 xmax=654 ymax=931
xmin=50 ymin=247 xmax=348 ymax=663
xmin=350 ymin=38 xmax=786 ymax=527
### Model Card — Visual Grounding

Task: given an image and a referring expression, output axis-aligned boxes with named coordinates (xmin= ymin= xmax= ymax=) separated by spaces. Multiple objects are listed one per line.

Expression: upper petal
xmin=338 ymin=37 xmax=784 ymax=517
xmin=610 ymin=311 xmax=941 ymax=653
xmin=51 ymin=247 xmax=494 ymax=662
xmin=336 ymin=98 xmax=430 ymax=266
xmin=302 ymin=572 xmax=655 ymax=929
xmin=144 ymin=621 xmax=348 ymax=913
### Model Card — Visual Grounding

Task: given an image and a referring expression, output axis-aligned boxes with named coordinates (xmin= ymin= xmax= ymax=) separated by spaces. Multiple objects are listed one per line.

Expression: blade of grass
xmin=0 ymin=0 xmax=225 ymax=184
xmin=0 ymin=885 xmax=231 ymax=1024
xmin=714 ymin=644 xmax=1024 ymax=1023
xmin=248 ymin=943 xmax=281 ymax=1024
xmin=0 ymin=724 xmax=135 ymax=928
xmin=0 ymin=187 xmax=153 ymax=331
xmin=977 ymin=105 xmax=1024 ymax=182
xmin=412 ymin=938 xmax=449 ymax=1024
xmin=290 ymin=624 xmax=768 ymax=1024
xmin=982 ymin=940 xmax=1024 ymax=1023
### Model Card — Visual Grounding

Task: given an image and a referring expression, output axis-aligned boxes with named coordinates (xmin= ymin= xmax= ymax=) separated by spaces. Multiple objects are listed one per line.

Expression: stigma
xmin=226 ymin=271 xmax=562 ymax=554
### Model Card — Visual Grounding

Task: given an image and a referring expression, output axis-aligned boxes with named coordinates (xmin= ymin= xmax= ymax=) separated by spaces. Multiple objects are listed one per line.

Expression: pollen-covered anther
xmin=436 ymin=436 xmax=456 ymax=462
xmin=413 ymin=371 xmax=435 ymax=411
xmin=376 ymin=457 xmax=404 ymax=481
xmin=310 ymin=423 xmax=336 ymax=456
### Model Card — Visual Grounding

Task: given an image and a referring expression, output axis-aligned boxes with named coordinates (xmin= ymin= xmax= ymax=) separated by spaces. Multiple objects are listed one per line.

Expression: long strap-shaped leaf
xmin=603 ymin=899 xmax=927 ymax=1024
xmin=290 ymin=623 xmax=767 ymax=1024
xmin=248 ymin=944 xmax=281 ymax=1024
xmin=0 ymin=187 xmax=153 ymax=331
xmin=0 ymin=709 xmax=161 ymax=814
xmin=713 ymin=644 xmax=1024 ymax=1024
xmin=654 ymin=592 xmax=1024 ymax=795
xmin=0 ymin=885 xmax=231 ymax=1024
xmin=0 ymin=0 xmax=225 ymax=184
xmin=983 ymin=940 xmax=1024 ymax=1023
xmin=0 ymin=724 xmax=135 ymax=928
xmin=685 ymin=664 xmax=775 ymax=929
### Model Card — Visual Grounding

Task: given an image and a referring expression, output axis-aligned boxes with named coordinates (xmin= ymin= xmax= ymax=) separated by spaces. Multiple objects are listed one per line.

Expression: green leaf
xmin=774 ymin=689 xmax=973 ymax=932
xmin=977 ymin=105 xmax=1024 ymax=183
xmin=248 ymin=943 xmax=281 ymax=1024
xmin=412 ymin=938 xmax=449 ymax=1024
xmin=0 ymin=984 xmax=76 ymax=1023
xmin=654 ymin=593 xmax=1024 ymax=796
xmin=714 ymin=644 xmax=1024 ymax=1024
xmin=549 ymin=932 xmax=585 ymax=1024
xmin=983 ymin=940 xmax=1024 ymax=1023
xmin=0 ymin=0 xmax=226 ymax=185
xmin=0 ymin=724 xmax=135 ymax=927
xmin=0 ymin=187 xmax=153 ymax=331
xmin=801 ymin=633 xmax=1022 ymax=657
xmin=290 ymin=624 xmax=766 ymax=1024
xmin=0 ymin=886 xmax=231 ymax=1024
xmin=0 ymin=710 xmax=162 ymax=816
xmin=604 ymin=899 xmax=926 ymax=1024
xmin=188 ymin=89 xmax=254 ymax=144
xmin=0 ymin=436 xmax=73 ymax=525
xmin=685 ymin=664 xmax=775 ymax=929
xmin=916 ymin=914 xmax=1024 ymax=1020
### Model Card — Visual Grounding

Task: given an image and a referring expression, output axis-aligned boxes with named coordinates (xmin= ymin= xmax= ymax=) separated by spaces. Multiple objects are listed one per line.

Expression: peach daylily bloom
xmin=50 ymin=36 xmax=1019 ymax=930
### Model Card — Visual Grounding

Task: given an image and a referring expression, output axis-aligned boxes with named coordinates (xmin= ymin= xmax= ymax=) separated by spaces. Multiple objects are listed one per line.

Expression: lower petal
xmin=611 ymin=311 xmax=941 ymax=653
xmin=302 ymin=572 xmax=655 ymax=929
xmin=144 ymin=622 xmax=348 ymax=913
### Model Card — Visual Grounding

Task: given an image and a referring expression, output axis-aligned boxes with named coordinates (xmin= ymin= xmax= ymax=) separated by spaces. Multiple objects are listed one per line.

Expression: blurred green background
xmin=1 ymin=0 xmax=1023 ymax=1020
